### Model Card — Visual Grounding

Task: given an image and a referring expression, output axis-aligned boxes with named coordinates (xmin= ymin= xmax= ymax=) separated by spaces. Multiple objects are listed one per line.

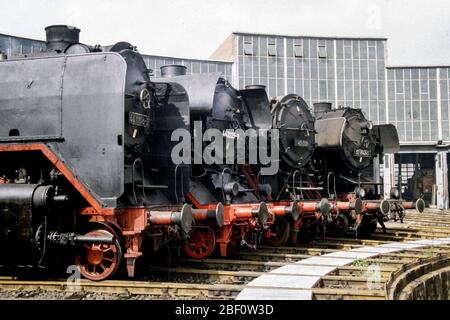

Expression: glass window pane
xmin=421 ymin=101 xmax=430 ymax=120
xmin=420 ymin=80 xmax=428 ymax=94
xmin=294 ymin=44 xmax=303 ymax=57
xmin=268 ymin=43 xmax=276 ymax=56
xmin=318 ymin=45 xmax=327 ymax=58
xmin=244 ymin=41 xmax=253 ymax=55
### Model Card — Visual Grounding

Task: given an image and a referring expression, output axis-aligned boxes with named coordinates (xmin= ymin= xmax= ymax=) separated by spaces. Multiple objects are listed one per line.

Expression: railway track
xmin=0 ymin=209 xmax=449 ymax=300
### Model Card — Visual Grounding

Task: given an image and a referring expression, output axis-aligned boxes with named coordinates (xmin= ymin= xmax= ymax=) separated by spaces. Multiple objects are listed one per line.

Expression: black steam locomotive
xmin=0 ymin=25 xmax=195 ymax=280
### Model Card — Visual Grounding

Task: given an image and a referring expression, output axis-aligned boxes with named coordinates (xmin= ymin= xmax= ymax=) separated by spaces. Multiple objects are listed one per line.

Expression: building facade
xmin=211 ymin=33 xmax=387 ymax=125
xmin=385 ymin=66 xmax=450 ymax=209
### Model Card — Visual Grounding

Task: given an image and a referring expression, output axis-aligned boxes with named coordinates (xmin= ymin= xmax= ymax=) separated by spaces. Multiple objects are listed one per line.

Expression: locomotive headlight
xmin=355 ymin=187 xmax=366 ymax=198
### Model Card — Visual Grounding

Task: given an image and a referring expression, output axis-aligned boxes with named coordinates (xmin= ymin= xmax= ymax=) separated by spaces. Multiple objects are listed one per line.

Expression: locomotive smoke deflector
xmin=373 ymin=123 xmax=400 ymax=153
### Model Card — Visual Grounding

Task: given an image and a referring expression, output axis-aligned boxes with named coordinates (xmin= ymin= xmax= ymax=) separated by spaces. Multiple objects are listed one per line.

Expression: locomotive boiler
xmin=0 ymin=25 xmax=194 ymax=280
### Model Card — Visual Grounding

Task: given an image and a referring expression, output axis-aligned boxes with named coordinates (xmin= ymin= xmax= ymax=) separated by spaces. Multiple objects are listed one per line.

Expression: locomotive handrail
xmin=174 ymin=163 xmax=185 ymax=204
xmin=292 ymin=170 xmax=303 ymax=200
xmin=220 ymin=167 xmax=233 ymax=202
xmin=131 ymin=158 xmax=146 ymax=206
xmin=327 ymin=172 xmax=337 ymax=199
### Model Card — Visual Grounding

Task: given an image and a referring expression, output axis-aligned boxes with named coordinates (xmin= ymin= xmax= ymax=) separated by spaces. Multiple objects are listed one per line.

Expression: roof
xmin=0 ymin=32 xmax=45 ymax=43
xmin=142 ymin=53 xmax=232 ymax=64
xmin=231 ymin=31 xmax=388 ymax=41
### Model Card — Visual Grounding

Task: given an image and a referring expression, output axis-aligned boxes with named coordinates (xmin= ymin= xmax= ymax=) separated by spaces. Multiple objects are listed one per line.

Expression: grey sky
xmin=0 ymin=0 xmax=449 ymax=66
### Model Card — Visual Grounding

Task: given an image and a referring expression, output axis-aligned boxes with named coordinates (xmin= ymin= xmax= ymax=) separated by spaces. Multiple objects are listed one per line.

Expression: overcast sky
xmin=0 ymin=0 xmax=449 ymax=66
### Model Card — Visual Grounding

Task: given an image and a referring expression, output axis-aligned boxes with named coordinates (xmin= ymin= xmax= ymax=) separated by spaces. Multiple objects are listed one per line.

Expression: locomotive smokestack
xmin=313 ymin=102 xmax=332 ymax=116
xmin=245 ymin=84 xmax=266 ymax=90
xmin=160 ymin=65 xmax=187 ymax=77
xmin=45 ymin=25 xmax=80 ymax=52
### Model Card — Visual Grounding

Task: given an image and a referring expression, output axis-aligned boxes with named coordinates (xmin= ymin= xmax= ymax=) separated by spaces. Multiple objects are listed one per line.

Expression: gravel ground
xmin=0 ymin=289 xmax=174 ymax=300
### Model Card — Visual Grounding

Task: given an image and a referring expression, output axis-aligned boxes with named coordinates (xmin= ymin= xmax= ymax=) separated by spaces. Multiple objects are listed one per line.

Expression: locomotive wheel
xmin=183 ymin=227 xmax=216 ymax=259
xmin=327 ymin=214 xmax=349 ymax=237
xmin=264 ymin=217 xmax=290 ymax=247
xmin=357 ymin=215 xmax=378 ymax=237
xmin=75 ymin=230 xmax=122 ymax=281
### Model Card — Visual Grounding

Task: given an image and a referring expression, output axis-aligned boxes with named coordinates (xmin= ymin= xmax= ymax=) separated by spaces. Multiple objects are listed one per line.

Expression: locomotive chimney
xmin=313 ymin=102 xmax=332 ymax=117
xmin=245 ymin=84 xmax=266 ymax=90
xmin=45 ymin=25 xmax=80 ymax=52
xmin=160 ymin=65 xmax=187 ymax=77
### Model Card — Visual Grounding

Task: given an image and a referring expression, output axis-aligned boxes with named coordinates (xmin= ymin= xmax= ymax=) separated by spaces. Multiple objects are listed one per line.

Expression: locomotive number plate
xmin=354 ymin=148 xmax=371 ymax=157
xmin=129 ymin=112 xmax=150 ymax=127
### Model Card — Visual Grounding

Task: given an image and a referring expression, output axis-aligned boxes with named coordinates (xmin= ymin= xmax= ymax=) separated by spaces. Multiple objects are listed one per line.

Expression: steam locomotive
xmin=0 ymin=25 xmax=196 ymax=280
xmin=0 ymin=25 xmax=424 ymax=280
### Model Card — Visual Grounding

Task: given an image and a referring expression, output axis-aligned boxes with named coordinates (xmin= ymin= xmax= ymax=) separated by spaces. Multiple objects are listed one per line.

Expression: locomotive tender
xmin=0 ymin=25 xmax=424 ymax=280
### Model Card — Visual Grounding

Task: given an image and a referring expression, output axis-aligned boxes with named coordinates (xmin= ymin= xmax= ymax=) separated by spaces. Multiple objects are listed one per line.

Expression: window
xmin=396 ymin=81 xmax=404 ymax=94
xmin=318 ymin=45 xmax=327 ymax=58
xmin=420 ymin=80 xmax=428 ymax=94
xmin=244 ymin=41 xmax=253 ymax=55
xmin=268 ymin=42 xmax=276 ymax=56
xmin=294 ymin=44 xmax=303 ymax=57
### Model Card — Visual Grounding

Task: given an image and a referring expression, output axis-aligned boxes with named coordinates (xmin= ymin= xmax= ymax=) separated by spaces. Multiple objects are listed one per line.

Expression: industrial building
xmin=1 ymin=30 xmax=448 ymax=209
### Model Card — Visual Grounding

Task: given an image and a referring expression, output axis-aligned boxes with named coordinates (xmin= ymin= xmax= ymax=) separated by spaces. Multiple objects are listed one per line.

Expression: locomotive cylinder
xmin=0 ymin=184 xmax=52 ymax=208
xmin=0 ymin=184 xmax=53 ymax=249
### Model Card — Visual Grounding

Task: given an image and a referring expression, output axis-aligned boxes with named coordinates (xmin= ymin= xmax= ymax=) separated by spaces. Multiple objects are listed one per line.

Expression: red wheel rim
xmin=264 ymin=217 xmax=290 ymax=246
xmin=183 ymin=227 xmax=216 ymax=259
xmin=75 ymin=230 xmax=121 ymax=281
